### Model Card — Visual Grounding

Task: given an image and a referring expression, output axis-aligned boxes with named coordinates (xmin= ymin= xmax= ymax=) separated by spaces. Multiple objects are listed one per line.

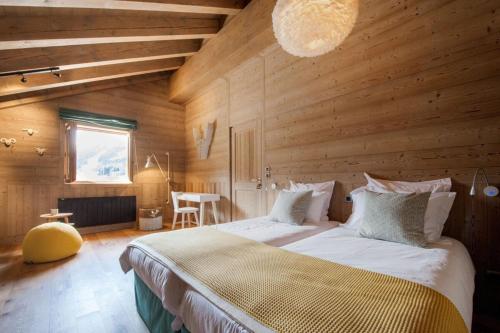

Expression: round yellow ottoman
xmin=22 ymin=222 xmax=83 ymax=264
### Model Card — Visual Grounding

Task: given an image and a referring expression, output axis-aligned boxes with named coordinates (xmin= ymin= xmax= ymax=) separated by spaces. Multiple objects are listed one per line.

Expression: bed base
xmin=134 ymin=273 xmax=190 ymax=333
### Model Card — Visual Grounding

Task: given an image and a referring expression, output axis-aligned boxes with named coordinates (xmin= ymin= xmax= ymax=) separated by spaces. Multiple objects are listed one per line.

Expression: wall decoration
xmin=35 ymin=147 xmax=47 ymax=156
xmin=1 ymin=138 xmax=17 ymax=147
xmin=272 ymin=0 xmax=359 ymax=57
xmin=22 ymin=128 xmax=39 ymax=136
xmin=192 ymin=121 xmax=215 ymax=160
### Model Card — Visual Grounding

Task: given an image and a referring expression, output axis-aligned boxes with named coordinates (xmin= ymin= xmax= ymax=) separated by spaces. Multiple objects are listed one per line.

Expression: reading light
xmin=470 ymin=168 xmax=499 ymax=197
xmin=144 ymin=155 xmax=154 ymax=169
xmin=20 ymin=74 xmax=27 ymax=83
xmin=52 ymin=70 xmax=62 ymax=78
xmin=145 ymin=152 xmax=172 ymax=203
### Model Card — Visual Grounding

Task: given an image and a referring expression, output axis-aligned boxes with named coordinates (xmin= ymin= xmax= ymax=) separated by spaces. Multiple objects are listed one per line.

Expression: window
xmin=65 ymin=123 xmax=132 ymax=184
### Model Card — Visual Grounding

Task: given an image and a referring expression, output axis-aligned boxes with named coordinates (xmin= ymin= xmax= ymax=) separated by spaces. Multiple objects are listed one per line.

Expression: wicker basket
xmin=138 ymin=207 xmax=163 ymax=231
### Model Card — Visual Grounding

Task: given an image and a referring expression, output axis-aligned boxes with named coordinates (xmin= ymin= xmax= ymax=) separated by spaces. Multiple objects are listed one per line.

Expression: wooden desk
xmin=177 ymin=193 xmax=220 ymax=227
xmin=40 ymin=213 xmax=73 ymax=224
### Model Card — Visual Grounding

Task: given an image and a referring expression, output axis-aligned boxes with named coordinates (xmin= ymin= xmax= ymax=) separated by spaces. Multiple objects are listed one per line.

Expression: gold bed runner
xmin=133 ymin=227 xmax=467 ymax=333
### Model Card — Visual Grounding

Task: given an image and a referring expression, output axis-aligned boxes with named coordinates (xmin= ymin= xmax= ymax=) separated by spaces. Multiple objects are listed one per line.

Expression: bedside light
xmin=470 ymin=168 xmax=499 ymax=197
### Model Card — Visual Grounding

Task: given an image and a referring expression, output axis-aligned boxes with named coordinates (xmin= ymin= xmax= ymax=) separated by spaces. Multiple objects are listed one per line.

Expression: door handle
xmin=251 ymin=178 xmax=263 ymax=189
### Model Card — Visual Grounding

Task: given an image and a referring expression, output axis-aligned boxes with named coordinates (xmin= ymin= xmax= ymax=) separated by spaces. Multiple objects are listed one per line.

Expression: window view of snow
xmin=75 ymin=127 xmax=130 ymax=182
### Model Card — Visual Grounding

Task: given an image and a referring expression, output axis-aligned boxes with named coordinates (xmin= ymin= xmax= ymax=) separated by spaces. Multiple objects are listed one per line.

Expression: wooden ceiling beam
xmin=0 ymin=72 xmax=168 ymax=109
xmin=0 ymin=58 xmax=183 ymax=98
xmin=0 ymin=39 xmax=201 ymax=72
xmin=169 ymin=0 xmax=276 ymax=103
xmin=0 ymin=13 xmax=218 ymax=50
xmin=0 ymin=0 xmax=243 ymax=15
xmin=0 ymin=33 xmax=215 ymax=50
xmin=59 ymin=52 xmax=197 ymax=71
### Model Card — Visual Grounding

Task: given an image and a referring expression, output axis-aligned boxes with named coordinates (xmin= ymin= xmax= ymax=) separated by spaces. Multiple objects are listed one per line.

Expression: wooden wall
xmin=182 ymin=0 xmax=500 ymax=316
xmin=0 ymin=79 xmax=185 ymax=244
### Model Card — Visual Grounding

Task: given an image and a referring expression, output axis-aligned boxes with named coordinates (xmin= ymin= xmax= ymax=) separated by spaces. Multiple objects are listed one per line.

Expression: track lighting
xmin=0 ymin=66 xmax=61 ymax=81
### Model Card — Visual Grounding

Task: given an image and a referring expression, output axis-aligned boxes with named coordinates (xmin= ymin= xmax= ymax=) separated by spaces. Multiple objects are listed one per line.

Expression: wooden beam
xmin=0 ymin=72 xmax=167 ymax=109
xmin=0 ymin=0 xmax=243 ymax=15
xmin=168 ymin=0 xmax=276 ymax=103
xmin=60 ymin=52 xmax=197 ymax=70
xmin=0 ymin=34 xmax=215 ymax=50
xmin=0 ymin=39 xmax=200 ymax=72
xmin=0 ymin=58 xmax=183 ymax=98
xmin=0 ymin=13 xmax=221 ymax=41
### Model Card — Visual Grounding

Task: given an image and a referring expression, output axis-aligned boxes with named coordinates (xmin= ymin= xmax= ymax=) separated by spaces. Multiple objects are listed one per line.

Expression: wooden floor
xmin=0 ymin=228 xmax=156 ymax=333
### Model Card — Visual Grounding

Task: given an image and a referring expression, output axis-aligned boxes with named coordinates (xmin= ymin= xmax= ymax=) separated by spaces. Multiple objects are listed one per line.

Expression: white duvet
xmin=121 ymin=223 xmax=475 ymax=333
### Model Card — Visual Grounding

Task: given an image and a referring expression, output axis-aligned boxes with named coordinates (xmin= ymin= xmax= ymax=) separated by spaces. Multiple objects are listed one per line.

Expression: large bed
xmin=120 ymin=220 xmax=475 ymax=333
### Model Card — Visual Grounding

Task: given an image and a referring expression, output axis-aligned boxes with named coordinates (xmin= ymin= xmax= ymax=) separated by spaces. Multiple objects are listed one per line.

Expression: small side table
xmin=40 ymin=213 xmax=74 ymax=225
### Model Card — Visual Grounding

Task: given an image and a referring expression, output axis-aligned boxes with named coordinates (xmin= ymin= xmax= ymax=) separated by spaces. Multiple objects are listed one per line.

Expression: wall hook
xmin=22 ymin=128 xmax=39 ymax=136
xmin=1 ymin=138 xmax=16 ymax=147
xmin=35 ymin=147 xmax=47 ymax=156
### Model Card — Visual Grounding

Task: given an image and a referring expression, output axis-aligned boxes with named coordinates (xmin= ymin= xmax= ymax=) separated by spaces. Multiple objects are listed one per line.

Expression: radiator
xmin=58 ymin=196 xmax=136 ymax=228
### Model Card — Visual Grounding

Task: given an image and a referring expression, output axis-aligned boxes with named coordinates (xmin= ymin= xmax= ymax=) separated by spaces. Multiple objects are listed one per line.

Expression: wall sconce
xmin=470 ymin=168 xmax=499 ymax=197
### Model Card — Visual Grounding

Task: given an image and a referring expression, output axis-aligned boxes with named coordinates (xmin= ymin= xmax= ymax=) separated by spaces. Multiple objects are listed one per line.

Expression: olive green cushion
xmin=359 ymin=191 xmax=430 ymax=247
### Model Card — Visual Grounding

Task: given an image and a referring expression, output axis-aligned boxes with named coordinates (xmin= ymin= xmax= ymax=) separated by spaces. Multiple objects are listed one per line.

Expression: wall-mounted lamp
xmin=20 ymin=74 xmax=27 ymax=83
xmin=470 ymin=168 xmax=499 ymax=197
xmin=145 ymin=152 xmax=171 ymax=203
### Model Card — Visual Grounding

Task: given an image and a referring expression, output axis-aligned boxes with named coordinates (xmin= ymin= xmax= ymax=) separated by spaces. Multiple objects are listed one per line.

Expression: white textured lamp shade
xmin=272 ymin=0 xmax=359 ymax=58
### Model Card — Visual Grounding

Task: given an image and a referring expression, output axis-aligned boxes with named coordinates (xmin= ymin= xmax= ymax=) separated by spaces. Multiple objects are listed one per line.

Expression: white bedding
xmin=210 ymin=216 xmax=335 ymax=246
xmin=121 ymin=223 xmax=475 ymax=333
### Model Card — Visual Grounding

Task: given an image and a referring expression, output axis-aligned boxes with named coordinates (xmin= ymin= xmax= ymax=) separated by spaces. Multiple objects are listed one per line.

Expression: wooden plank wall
xmin=185 ymin=78 xmax=231 ymax=222
xmin=0 ymin=79 xmax=185 ymax=244
xmin=183 ymin=0 xmax=500 ymax=313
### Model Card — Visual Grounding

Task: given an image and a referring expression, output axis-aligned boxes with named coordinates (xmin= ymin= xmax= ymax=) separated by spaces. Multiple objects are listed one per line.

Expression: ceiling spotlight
xmin=20 ymin=74 xmax=27 ymax=83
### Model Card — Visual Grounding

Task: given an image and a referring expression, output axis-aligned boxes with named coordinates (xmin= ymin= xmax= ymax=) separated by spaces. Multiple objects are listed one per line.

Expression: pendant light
xmin=272 ymin=0 xmax=359 ymax=57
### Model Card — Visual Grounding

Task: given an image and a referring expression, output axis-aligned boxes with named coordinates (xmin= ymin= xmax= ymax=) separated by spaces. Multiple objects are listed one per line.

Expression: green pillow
xmin=359 ymin=191 xmax=430 ymax=247
xmin=269 ymin=190 xmax=313 ymax=225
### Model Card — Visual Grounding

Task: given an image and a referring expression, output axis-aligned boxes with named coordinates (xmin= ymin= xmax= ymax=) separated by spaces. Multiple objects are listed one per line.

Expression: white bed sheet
xmin=122 ymin=224 xmax=475 ymax=333
xmin=210 ymin=216 xmax=335 ymax=246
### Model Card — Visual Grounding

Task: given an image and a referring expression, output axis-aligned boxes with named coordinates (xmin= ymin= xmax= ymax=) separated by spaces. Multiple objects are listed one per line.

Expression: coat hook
xmin=22 ymin=128 xmax=39 ymax=136
xmin=35 ymin=147 xmax=47 ymax=156
xmin=1 ymin=138 xmax=16 ymax=147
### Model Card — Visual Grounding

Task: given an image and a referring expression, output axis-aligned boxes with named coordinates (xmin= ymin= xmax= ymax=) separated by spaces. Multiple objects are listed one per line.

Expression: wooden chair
xmin=171 ymin=192 xmax=199 ymax=230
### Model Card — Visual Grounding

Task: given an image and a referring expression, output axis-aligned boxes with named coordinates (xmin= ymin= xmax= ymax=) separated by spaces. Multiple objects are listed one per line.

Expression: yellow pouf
xmin=22 ymin=222 xmax=83 ymax=264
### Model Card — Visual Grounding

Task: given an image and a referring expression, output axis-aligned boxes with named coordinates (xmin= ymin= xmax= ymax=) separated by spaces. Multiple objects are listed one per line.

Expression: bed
xmin=120 ymin=222 xmax=474 ymax=333
xmin=120 ymin=216 xmax=336 ymax=331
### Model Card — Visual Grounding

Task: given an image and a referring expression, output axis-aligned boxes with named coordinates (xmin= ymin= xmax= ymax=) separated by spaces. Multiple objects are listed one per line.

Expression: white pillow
xmin=345 ymin=187 xmax=456 ymax=242
xmin=284 ymin=190 xmax=329 ymax=223
xmin=364 ymin=173 xmax=451 ymax=193
xmin=344 ymin=186 xmax=366 ymax=230
xmin=424 ymin=192 xmax=456 ymax=242
xmin=289 ymin=180 xmax=335 ymax=221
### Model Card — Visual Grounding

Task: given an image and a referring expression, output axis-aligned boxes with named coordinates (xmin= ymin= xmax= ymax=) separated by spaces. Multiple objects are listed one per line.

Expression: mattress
xmin=122 ymin=224 xmax=475 ymax=333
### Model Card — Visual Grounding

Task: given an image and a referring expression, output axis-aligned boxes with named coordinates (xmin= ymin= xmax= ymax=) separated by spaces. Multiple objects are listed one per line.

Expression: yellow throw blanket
xmin=131 ymin=227 xmax=467 ymax=333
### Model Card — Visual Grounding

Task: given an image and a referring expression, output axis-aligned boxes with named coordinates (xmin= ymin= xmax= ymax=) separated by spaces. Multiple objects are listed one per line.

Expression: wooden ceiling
xmin=0 ymin=0 xmax=251 ymax=104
